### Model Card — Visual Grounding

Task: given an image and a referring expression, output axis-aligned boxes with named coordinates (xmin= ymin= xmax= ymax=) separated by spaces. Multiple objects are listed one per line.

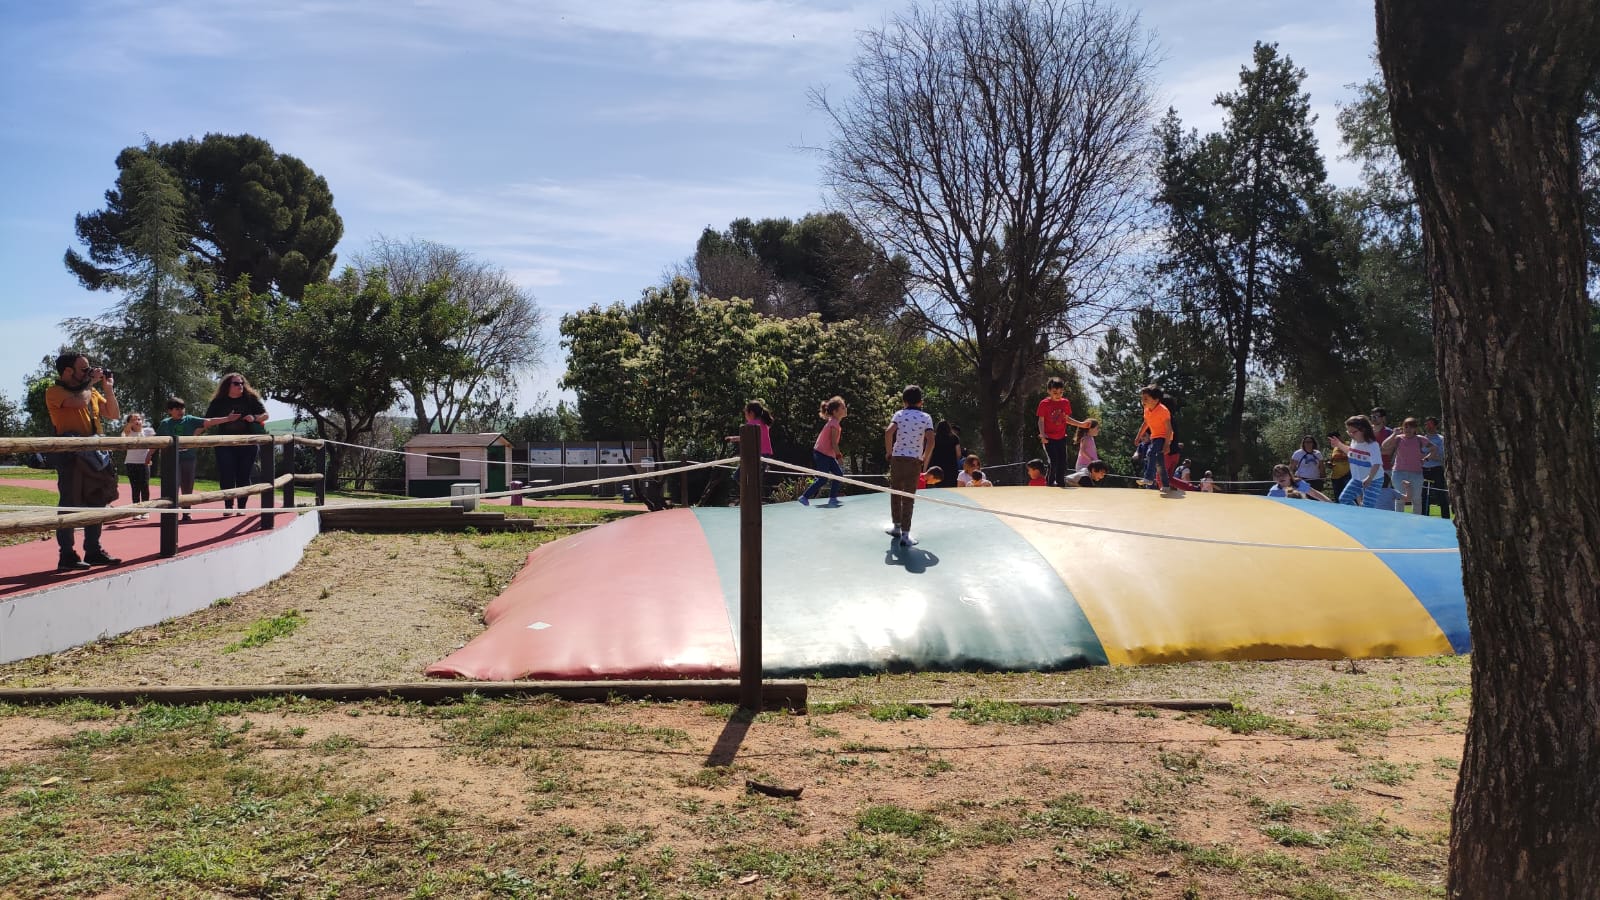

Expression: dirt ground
xmin=0 ymin=527 xmax=1467 ymax=898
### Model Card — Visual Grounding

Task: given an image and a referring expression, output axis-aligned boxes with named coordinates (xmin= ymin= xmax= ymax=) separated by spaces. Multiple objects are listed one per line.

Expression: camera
xmin=100 ymin=369 xmax=115 ymax=381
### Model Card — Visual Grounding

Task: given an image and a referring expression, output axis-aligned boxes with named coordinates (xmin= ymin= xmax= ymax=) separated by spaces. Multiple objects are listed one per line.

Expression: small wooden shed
xmin=403 ymin=433 xmax=512 ymax=498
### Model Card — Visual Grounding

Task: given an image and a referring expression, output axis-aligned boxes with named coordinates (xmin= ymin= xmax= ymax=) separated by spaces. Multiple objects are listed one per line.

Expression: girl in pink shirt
xmin=799 ymin=397 xmax=847 ymax=506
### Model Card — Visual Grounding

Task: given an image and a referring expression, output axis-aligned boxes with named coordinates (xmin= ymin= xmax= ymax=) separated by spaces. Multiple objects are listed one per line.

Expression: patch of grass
xmin=867 ymin=702 xmax=931 ymax=721
xmin=1031 ymin=794 xmax=1109 ymax=832
xmin=1186 ymin=844 xmax=1246 ymax=871
xmin=1203 ymin=706 xmax=1301 ymax=735
xmin=950 ymin=699 xmax=1079 ymax=725
xmin=679 ymin=766 xmax=736 ymax=790
xmin=1262 ymin=824 xmax=1327 ymax=847
xmin=856 ymin=803 xmax=940 ymax=838
xmin=1363 ymin=760 xmax=1416 ymax=786
xmin=222 ymin=610 xmax=305 ymax=653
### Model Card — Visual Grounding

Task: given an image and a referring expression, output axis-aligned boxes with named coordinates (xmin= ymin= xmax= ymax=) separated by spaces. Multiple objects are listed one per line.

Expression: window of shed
xmin=427 ymin=452 xmax=461 ymax=476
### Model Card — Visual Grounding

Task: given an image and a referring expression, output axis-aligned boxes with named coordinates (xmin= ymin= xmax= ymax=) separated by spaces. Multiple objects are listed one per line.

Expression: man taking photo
xmin=44 ymin=350 xmax=122 ymax=571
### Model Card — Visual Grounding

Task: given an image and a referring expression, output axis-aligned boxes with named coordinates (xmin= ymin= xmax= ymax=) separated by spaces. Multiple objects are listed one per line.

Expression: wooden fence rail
xmin=0 ymin=434 xmax=322 ymax=454
xmin=2 ymin=434 xmax=329 ymax=550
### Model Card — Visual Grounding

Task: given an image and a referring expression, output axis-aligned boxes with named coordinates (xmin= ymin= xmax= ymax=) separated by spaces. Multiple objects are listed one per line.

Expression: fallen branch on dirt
xmin=746 ymin=779 xmax=803 ymax=799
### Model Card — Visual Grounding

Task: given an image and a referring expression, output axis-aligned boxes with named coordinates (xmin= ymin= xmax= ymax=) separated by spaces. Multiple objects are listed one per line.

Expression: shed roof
xmin=403 ymin=433 xmax=510 ymax=449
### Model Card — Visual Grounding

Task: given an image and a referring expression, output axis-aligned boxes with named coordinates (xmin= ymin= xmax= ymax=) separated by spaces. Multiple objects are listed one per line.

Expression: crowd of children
xmin=767 ymin=380 xmax=1446 ymax=547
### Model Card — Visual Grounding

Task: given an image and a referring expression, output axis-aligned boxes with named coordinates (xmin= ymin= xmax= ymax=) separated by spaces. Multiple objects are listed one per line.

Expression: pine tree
xmin=62 ymin=153 xmax=213 ymax=420
xmin=1154 ymin=43 xmax=1355 ymax=477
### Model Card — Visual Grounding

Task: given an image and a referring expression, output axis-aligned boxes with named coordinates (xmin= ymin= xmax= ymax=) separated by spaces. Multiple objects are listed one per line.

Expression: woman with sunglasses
xmin=204 ymin=373 xmax=270 ymax=516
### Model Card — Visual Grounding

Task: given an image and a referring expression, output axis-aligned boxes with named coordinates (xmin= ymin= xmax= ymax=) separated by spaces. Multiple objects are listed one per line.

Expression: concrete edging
xmin=0 ymin=511 xmax=320 ymax=664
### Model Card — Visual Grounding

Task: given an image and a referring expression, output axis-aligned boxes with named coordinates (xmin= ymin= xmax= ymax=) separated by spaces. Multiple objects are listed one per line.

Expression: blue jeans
xmin=1143 ymin=437 xmax=1167 ymax=488
xmin=1339 ymin=476 xmax=1382 ymax=507
xmin=800 ymin=451 xmax=844 ymax=502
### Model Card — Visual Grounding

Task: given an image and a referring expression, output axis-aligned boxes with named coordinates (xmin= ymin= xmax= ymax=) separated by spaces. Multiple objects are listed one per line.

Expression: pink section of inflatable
xmin=425 ymin=509 xmax=737 ymax=680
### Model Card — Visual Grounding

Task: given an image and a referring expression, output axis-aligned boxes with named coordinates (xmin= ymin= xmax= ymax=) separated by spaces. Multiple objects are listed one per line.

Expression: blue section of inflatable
xmin=1273 ymin=499 xmax=1471 ymax=653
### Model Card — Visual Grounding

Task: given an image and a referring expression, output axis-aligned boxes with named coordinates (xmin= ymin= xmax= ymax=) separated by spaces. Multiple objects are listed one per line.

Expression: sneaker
xmin=83 ymin=549 xmax=121 ymax=566
xmin=797 ymin=496 xmax=810 ymax=506
xmin=885 ymin=525 xmax=902 ymax=537
xmin=181 ymin=514 xmax=192 ymax=523
xmin=823 ymin=499 xmax=842 ymax=508
xmin=57 ymin=553 xmax=90 ymax=571
xmin=1160 ymin=486 xmax=1184 ymax=498
xmin=899 ymin=532 xmax=917 ymax=547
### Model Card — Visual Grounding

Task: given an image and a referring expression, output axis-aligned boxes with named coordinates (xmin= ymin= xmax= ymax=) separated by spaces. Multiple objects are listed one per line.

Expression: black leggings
xmin=215 ymin=445 xmax=259 ymax=508
xmin=125 ymin=463 xmax=150 ymax=504
xmin=1044 ymin=438 xmax=1070 ymax=487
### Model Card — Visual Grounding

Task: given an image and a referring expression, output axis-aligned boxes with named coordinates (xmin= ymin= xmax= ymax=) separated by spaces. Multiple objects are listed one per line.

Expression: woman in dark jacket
xmin=204 ymin=373 xmax=270 ymax=515
xmin=927 ymin=420 xmax=963 ymax=488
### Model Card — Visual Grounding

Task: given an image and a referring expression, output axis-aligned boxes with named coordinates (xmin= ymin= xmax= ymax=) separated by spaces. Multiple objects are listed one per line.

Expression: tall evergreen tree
xmin=61 ymin=154 xmax=213 ymax=420
xmin=66 ymin=133 xmax=341 ymax=303
xmin=1154 ymin=43 xmax=1355 ymax=476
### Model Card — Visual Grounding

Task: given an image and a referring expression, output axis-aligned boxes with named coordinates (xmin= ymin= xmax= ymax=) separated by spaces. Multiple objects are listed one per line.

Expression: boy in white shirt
xmin=884 ymin=385 xmax=935 ymax=547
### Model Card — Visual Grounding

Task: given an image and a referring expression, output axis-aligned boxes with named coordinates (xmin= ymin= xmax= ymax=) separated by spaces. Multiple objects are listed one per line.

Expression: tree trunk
xmin=976 ymin=351 xmax=1007 ymax=467
xmin=408 ymin=385 xmax=430 ymax=435
xmin=1376 ymin=4 xmax=1600 ymax=897
xmin=1226 ymin=347 xmax=1248 ymax=479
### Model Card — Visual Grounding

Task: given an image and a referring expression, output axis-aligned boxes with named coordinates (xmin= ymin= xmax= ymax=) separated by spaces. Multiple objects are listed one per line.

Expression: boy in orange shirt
xmin=1133 ymin=384 xmax=1180 ymax=496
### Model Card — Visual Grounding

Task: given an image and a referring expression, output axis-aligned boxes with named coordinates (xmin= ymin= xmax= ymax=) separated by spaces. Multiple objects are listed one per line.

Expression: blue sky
xmin=0 ymin=0 xmax=1379 ymax=418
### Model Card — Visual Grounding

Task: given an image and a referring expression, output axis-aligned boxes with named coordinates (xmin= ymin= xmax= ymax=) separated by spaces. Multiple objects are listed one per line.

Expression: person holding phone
xmin=204 ymin=373 xmax=270 ymax=516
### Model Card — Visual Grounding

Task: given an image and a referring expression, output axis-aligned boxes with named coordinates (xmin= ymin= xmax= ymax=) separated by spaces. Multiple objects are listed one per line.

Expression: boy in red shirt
xmin=1134 ymin=384 xmax=1180 ymax=496
xmin=1036 ymin=376 xmax=1087 ymax=487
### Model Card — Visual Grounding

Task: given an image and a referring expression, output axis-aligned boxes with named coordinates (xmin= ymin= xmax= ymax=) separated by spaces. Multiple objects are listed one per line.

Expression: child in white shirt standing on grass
xmin=884 ymin=385 xmax=935 ymax=547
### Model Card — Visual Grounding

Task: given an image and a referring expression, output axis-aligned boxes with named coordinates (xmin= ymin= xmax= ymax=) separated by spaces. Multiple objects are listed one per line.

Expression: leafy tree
xmin=752 ymin=315 xmax=893 ymax=466
xmin=561 ymin=278 xmax=774 ymax=459
xmin=1376 ymin=0 xmax=1600 ymax=893
xmin=262 ymin=268 xmax=467 ymax=486
xmin=818 ymin=0 xmax=1157 ymax=464
xmin=60 ymin=154 xmax=214 ymax=421
xmin=1090 ymin=307 xmax=1234 ymax=477
xmin=66 ymin=133 xmax=342 ymax=302
xmin=1155 ymin=43 xmax=1356 ymax=477
xmin=694 ymin=213 xmax=909 ymax=322
xmin=1333 ymin=75 xmax=1441 ymax=419
xmin=354 ymin=237 xmax=546 ymax=433
xmin=0 ymin=390 xmax=22 ymax=439
xmin=561 ymin=278 xmax=899 ymax=469
xmin=493 ymin=395 xmax=583 ymax=445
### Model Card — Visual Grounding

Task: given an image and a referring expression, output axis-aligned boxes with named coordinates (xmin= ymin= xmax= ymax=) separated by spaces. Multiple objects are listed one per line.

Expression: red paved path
xmin=0 ymin=477 xmax=298 ymax=600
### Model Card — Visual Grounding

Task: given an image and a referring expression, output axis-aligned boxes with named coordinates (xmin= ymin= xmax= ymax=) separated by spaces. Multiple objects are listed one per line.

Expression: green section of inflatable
xmin=693 ymin=493 xmax=1108 ymax=675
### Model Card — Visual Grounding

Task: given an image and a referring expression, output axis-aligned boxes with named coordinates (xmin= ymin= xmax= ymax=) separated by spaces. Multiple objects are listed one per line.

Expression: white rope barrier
xmin=0 ymin=457 xmax=741 ymax=519
xmin=762 ymin=458 xmax=1460 ymax=556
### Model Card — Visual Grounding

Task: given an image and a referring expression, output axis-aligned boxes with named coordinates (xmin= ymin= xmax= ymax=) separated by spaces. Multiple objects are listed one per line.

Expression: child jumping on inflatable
xmin=884 ymin=385 xmax=935 ymax=546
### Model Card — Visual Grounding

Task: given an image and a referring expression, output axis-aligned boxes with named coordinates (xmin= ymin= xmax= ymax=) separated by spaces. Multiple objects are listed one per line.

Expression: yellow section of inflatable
xmin=960 ymin=487 xmax=1453 ymax=665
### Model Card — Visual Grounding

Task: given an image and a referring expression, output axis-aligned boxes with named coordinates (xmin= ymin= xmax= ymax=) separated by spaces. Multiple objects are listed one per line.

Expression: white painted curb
xmin=0 ymin=511 xmax=320 ymax=665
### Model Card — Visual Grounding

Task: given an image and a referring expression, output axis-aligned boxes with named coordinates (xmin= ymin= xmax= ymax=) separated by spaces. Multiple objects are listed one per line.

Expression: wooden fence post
xmin=739 ymin=423 xmax=763 ymax=712
xmin=316 ymin=443 xmax=328 ymax=507
xmin=160 ymin=434 xmax=179 ymax=558
xmin=283 ymin=437 xmax=296 ymax=512
xmin=259 ymin=437 xmax=276 ymax=531
xmin=679 ymin=458 xmax=689 ymax=508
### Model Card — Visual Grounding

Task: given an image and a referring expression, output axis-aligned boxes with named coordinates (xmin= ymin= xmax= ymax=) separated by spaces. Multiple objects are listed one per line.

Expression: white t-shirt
xmin=1291 ymin=448 xmax=1322 ymax=480
xmin=1345 ymin=440 xmax=1383 ymax=483
xmin=1268 ymin=479 xmax=1313 ymax=498
xmin=124 ymin=426 xmax=156 ymax=464
xmin=888 ymin=408 xmax=935 ymax=459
